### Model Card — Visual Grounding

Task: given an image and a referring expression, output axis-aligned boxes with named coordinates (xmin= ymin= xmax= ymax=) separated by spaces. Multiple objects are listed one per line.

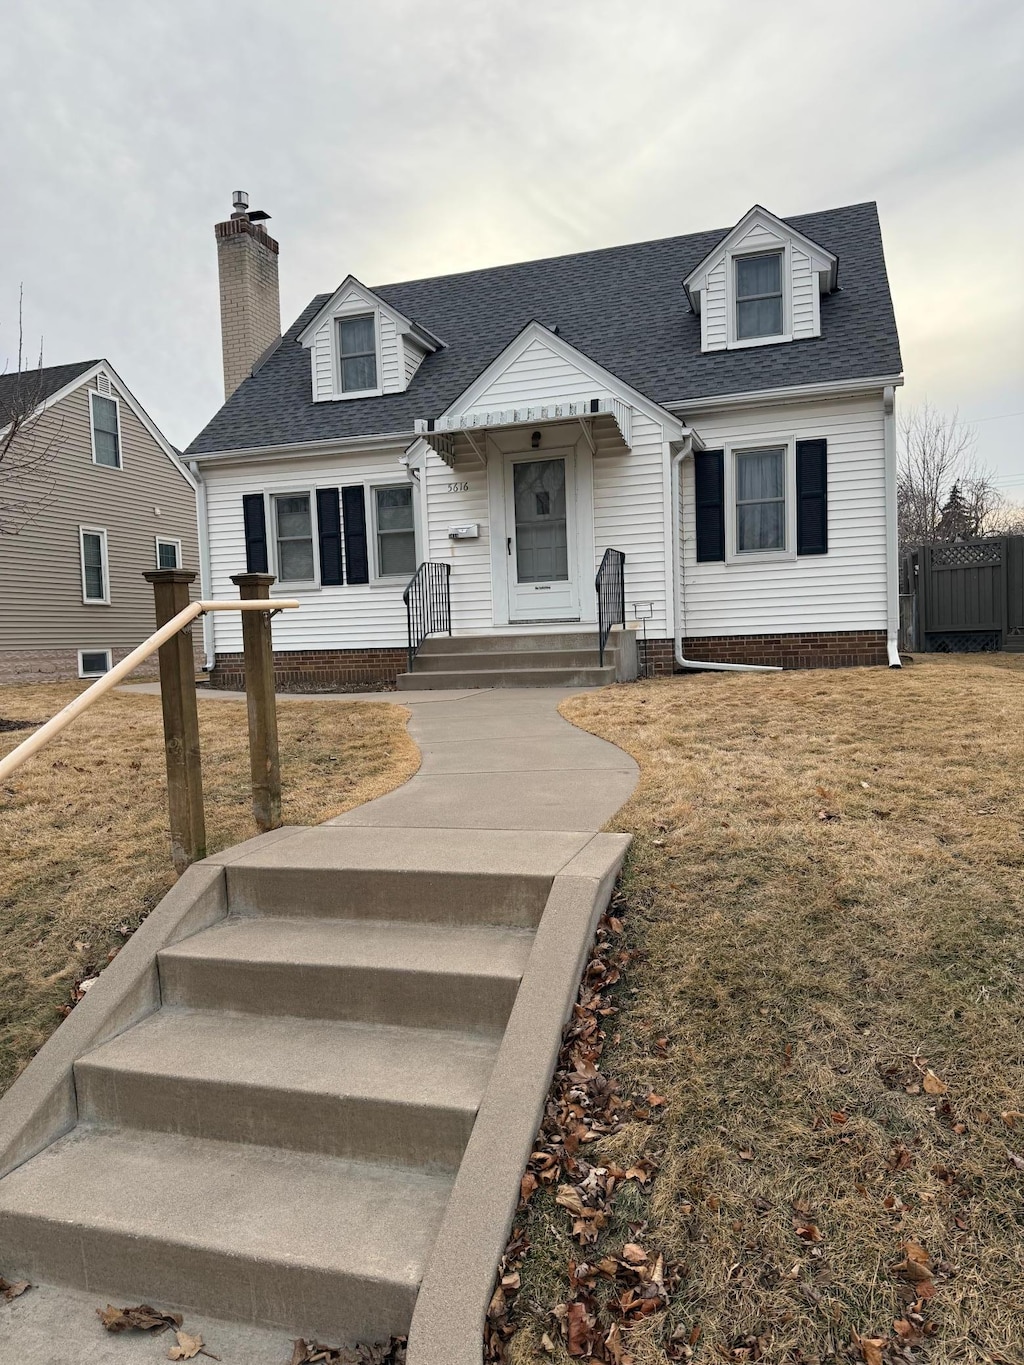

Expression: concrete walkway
xmin=1 ymin=687 xmax=636 ymax=1365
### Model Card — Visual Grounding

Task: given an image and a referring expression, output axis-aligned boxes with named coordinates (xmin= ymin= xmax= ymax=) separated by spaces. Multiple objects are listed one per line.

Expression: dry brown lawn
xmin=509 ymin=656 xmax=1024 ymax=1365
xmin=0 ymin=684 xmax=418 ymax=1097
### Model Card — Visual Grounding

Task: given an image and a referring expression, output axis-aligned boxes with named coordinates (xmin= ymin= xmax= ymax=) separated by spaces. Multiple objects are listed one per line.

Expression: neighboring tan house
xmin=185 ymin=195 xmax=903 ymax=687
xmin=0 ymin=361 xmax=199 ymax=684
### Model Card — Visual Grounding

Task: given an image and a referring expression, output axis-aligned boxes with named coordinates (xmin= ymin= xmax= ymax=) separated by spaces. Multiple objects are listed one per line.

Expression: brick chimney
xmin=215 ymin=191 xmax=281 ymax=401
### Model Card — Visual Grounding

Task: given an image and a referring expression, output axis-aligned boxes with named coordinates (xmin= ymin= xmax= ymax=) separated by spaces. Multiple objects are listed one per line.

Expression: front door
xmin=504 ymin=452 xmax=579 ymax=621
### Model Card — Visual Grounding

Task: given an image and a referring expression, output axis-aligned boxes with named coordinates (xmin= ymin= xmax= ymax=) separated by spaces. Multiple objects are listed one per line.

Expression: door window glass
xmin=513 ymin=459 xmax=568 ymax=583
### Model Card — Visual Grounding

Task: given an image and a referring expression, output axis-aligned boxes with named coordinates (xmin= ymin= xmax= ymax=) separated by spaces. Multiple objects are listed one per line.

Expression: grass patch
xmin=0 ymin=684 xmax=418 ymax=1097
xmin=507 ymin=656 xmax=1024 ymax=1363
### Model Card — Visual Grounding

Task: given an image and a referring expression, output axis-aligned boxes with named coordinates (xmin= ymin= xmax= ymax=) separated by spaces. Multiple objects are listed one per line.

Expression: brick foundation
xmin=639 ymin=630 xmax=888 ymax=674
xmin=210 ymin=646 xmax=408 ymax=691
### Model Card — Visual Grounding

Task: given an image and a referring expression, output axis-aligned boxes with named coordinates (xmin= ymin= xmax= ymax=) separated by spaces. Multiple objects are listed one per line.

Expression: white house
xmin=185 ymin=195 xmax=903 ymax=688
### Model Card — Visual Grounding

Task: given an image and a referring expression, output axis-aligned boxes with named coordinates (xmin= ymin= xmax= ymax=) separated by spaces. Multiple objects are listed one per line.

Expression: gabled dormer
xmin=297 ymin=276 xmax=444 ymax=403
xmin=683 ymin=205 xmax=838 ymax=353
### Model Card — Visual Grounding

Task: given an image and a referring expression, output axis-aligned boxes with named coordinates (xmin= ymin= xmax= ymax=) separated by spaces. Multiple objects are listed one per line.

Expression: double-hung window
xmin=373 ymin=485 xmax=416 ymax=577
xmin=80 ymin=527 xmax=110 ymax=603
xmin=735 ymin=252 xmax=783 ymax=340
xmin=90 ymin=392 xmax=121 ymax=467
xmin=272 ymin=493 xmax=316 ymax=583
xmin=338 ymin=315 xmax=378 ymax=394
xmin=735 ymin=447 xmax=786 ymax=552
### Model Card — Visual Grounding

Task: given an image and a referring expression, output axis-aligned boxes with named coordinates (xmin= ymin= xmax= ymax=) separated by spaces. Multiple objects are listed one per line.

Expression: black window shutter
xmin=316 ymin=487 xmax=343 ymax=585
xmin=341 ymin=485 xmax=370 ymax=584
xmin=242 ymin=494 xmax=268 ymax=573
xmin=694 ymin=449 xmax=725 ymax=562
xmin=796 ymin=439 xmax=828 ymax=555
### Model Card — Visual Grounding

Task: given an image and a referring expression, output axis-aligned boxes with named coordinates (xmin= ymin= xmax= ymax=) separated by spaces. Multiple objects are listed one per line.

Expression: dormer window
xmin=338 ymin=315 xmax=378 ymax=394
xmin=735 ymin=253 xmax=783 ymax=340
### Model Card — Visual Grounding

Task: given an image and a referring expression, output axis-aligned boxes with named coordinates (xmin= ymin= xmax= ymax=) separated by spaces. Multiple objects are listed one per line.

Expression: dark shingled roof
xmin=186 ymin=202 xmax=901 ymax=457
xmin=0 ymin=359 xmax=98 ymax=413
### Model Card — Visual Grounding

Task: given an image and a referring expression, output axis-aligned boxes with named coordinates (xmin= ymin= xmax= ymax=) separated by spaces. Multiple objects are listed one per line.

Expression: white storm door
xmin=504 ymin=452 xmax=579 ymax=621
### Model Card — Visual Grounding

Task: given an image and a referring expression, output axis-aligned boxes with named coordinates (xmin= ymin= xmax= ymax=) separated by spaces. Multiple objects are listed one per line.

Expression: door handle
xmin=507 ymin=537 xmax=512 ymax=556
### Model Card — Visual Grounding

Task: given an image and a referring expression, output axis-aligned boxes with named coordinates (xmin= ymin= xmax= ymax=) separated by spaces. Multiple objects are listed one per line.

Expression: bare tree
xmin=985 ymin=500 xmax=1024 ymax=537
xmin=0 ymin=288 xmax=64 ymax=535
xmin=897 ymin=400 xmax=1002 ymax=546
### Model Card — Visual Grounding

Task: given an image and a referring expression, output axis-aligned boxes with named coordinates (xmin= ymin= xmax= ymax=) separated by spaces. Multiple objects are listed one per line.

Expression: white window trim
xmin=79 ymin=525 xmax=111 ymax=604
xmin=725 ymin=244 xmax=792 ymax=350
xmin=89 ymin=388 xmax=123 ymax=469
xmin=77 ymin=648 xmax=112 ymax=678
xmin=154 ymin=536 xmax=182 ymax=570
xmin=269 ymin=489 xmax=321 ymax=590
xmin=723 ymin=436 xmax=798 ymax=564
xmin=369 ymin=480 xmax=419 ymax=584
xmin=335 ymin=310 xmax=384 ymax=400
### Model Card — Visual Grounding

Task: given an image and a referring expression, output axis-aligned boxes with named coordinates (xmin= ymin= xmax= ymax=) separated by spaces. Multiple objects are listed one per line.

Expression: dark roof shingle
xmin=0 ymin=359 xmax=98 ymax=414
xmin=186 ymin=202 xmax=901 ymax=457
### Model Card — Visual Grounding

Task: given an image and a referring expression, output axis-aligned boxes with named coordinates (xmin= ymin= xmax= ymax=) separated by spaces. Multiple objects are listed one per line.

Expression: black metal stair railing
xmin=403 ymin=561 xmax=452 ymax=671
xmin=595 ymin=548 xmax=625 ymax=666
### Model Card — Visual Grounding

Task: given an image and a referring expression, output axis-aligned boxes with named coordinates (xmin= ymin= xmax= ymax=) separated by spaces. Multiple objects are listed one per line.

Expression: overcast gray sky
xmin=1 ymin=0 xmax=1022 ymax=495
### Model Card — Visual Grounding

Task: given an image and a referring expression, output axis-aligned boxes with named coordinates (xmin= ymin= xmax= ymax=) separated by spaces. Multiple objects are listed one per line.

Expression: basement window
xmin=78 ymin=649 xmax=112 ymax=678
xmin=337 ymin=315 xmax=378 ymax=394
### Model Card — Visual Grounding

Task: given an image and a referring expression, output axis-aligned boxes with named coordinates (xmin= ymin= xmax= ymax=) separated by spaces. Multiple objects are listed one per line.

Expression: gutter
xmin=669 ymin=442 xmax=780 ymax=673
xmin=882 ymin=386 xmax=902 ymax=668
xmin=188 ymin=461 xmax=216 ymax=671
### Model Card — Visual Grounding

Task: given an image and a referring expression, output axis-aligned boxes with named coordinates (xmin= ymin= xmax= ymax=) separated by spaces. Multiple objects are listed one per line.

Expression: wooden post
xmin=231 ymin=572 xmax=282 ymax=833
xmin=144 ymin=569 xmax=206 ymax=872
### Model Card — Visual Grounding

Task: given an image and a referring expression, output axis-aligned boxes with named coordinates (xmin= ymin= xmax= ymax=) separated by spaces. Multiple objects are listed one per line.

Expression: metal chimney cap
xmin=232 ymin=190 xmax=249 ymax=212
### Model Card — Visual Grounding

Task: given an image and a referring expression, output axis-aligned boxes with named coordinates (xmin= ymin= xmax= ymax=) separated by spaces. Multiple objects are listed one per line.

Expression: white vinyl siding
xmin=425 ymin=455 xmax=494 ymax=632
xmin=468 ymin=336 xmax=602 ymax=408
xmin=790 ymin=245 xmax=819 ymax=339
xmin=403 ymin=337 xmax=427 ymax=385
xmin=203 ymin=447 xmax=416 ymax=655
xmin=702 ymin=260 xmax=728 ymax=350
xmin=680 ymin=394 xmax=888 ymax=636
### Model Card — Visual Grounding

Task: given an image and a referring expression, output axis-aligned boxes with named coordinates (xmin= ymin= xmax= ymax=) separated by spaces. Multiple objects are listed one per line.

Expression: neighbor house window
xmin=272 ymin=493 xmax=316 ymax=582
xmin=80 ymin=527 xmax=110 ymax=603
xmin=78 ymin=649 xmax=111 ymax=678
xmin=374 ymin=485 xmax=416 ymax=577
xmin=90 ymin=392 xmax=121 ymax=467
xmin=155 ymin=537 xmax=181 ymax=570
xmin=338 ymin=315 xmax=378 ymax=393
xmin=735 ymin=252 xmax=783 ymax=340
xmin=735 ymin=448 xmax=786 ymax=552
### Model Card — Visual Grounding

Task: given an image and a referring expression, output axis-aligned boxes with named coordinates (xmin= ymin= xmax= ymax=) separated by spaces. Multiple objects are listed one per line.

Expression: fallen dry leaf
xmin=0 ymin=1277 xmax=30 ymax=1302
xmin=923 ymin=1069 xmax=948 ymax=1095
xmin=853 ymin=1333 xmax=888 ymax=1365
xmin=167 ymin=1330 xmax=207 ymax=1360
xmin=97 ymin=1304 xmax=183 ymax=1334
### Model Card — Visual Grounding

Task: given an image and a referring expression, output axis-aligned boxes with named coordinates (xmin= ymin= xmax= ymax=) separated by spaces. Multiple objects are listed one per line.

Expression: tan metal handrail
xmin=0 ymin=599 xmax=299 ymax=781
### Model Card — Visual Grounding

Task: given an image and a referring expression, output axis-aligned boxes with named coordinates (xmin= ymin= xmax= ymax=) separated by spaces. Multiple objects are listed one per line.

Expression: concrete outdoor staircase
xmin=0 ymin=853 xmax=543 ymax=1346
xmin=396 ymin=628 xmax=636 ymax=690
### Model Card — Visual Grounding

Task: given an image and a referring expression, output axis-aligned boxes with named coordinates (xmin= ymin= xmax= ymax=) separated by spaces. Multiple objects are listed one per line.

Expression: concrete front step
xmin=413 ymin=648 xmax=612 ymax=672
xmin=158 ymin=916 xmax=534 ymax=1034
xmin=76 ymin=1010 xmax=498 ymax=1170
xmin=0 ymin=1125 xmax=451 ymax=1343
xmin=397 ymin=665 xmax=617 ymax=690
xmin=418 ymin=631 xmax=606 ymax=654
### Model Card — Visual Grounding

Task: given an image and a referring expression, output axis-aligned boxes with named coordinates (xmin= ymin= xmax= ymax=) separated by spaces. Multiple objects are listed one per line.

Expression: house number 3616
xmin=447 ymin=481 xmax=470 ymax=492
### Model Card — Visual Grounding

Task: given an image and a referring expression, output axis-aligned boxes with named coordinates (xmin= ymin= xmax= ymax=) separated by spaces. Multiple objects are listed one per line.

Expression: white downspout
xmin=188 ymin=460 xmax=216 ymax=671
xmin=670 ymin=441 xmax=780 ymax=673
xmin=883 ymin=386 xmax=902 ymax=667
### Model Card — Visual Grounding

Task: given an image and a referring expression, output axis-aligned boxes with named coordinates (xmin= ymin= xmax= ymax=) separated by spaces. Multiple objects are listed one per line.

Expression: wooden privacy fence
xmin=0 ymin=570 xmax=298 ymax=873
xmin=900 ymin=535 xmax=1024 ymax=653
